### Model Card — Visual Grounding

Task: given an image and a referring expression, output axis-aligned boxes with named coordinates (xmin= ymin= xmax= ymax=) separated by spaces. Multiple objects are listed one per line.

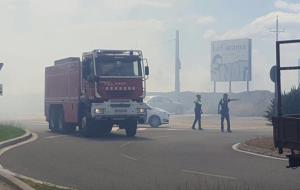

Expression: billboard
xmin=211 ymin=39 xmax=252 ymax=82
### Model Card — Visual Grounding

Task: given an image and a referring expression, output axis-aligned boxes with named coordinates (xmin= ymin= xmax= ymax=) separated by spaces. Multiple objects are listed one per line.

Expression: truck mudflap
xmin=273 ymin=115 xmax=300 ymax=168
xmin=90 ymin=101 xmax=147 ymax=120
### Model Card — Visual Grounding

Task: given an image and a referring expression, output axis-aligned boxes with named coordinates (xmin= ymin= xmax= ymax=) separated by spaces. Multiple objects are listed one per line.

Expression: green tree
xmin=265 ymin=87 xmax=300 ymax=122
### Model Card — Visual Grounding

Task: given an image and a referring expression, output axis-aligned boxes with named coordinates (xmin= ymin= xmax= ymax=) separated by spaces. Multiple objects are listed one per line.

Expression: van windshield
xmin=95 ymin=57 xmax=142 ymax=77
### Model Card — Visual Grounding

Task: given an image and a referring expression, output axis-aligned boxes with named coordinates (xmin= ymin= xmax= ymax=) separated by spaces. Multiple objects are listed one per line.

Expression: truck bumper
xmin=90 ymin=101 xmax=147 ymax=121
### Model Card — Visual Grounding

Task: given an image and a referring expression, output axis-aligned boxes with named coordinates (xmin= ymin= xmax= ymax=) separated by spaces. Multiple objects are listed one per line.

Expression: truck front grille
xmin=107 ymin=91 xmax=133 ymax=98
xmin=111 ymin=104 xmax=130 ymax=108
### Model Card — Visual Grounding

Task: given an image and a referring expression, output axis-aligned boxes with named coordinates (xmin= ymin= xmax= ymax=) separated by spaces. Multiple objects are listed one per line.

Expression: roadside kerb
xmin=0 ymin=129 xmax=35 ymax=190
xmin=0 ymin=169 xmax=34 ymax=190
xmin=0 ymin=129 xmax=32 ymax=149
xmin=232 ymin=142 xmax=287 ymax=161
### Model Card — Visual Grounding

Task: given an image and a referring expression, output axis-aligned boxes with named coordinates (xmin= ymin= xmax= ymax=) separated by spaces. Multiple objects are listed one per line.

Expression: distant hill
xmin=148 ymin=90 xmax=274 ymax=116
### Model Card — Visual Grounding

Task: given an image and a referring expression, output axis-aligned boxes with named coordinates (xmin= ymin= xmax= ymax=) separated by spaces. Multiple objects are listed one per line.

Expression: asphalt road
xmin=1 ymin=115 xmax=300 ymax=190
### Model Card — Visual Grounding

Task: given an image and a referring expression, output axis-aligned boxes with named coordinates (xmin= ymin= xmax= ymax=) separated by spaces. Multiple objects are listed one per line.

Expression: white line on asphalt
xmin=137 ymin=128 xmax=147 ymax=131
xmin=45 ymin=135 xmax=67 ymax=139
xmin=181 ymin=169 xmax=237 ymax=180
xmin=232 ymin=143 xmax=287 ymax=161
xmin=153 ymin=135 xmax=171 ymax=139
xmin=120 ymin=142 xmax=132 ymax=148
xmin=121 ymin=153 xmax=137 ymax=161
xmin=167 ymin=129 xmax=186 ymax=131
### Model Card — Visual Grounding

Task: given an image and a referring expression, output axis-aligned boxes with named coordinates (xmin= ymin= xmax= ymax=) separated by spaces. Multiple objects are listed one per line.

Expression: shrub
xmin=265 ymin=87 xmax=300 ymax=122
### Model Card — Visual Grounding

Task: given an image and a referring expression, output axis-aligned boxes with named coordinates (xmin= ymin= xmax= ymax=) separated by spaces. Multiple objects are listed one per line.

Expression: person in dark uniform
xmin=218 ymin=93 xmax=238 ymax=133
xmin=192 ymin=94 xmax=203 ymax=130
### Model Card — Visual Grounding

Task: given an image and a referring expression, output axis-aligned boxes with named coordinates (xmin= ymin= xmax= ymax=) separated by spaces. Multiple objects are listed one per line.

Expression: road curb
xmin=0 ymin=169 xmax=34 ymax=190
xmin=0 ymin=129 xmax=35 ymax=190
xmin=232 ymin=143 xmax=287 ymax=161
xmin=0 ymin=129 xmax=32 ymax=149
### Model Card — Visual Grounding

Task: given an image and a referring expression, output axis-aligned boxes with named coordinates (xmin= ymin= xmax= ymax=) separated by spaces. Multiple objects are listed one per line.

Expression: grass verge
xmin=0 ymin=123 xmax=25 ymax=142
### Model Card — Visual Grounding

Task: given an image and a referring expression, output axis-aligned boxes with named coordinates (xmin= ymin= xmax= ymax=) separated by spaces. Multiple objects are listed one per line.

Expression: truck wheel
xmin=149 ymin=115 xmax=161 ymax=128
xmin=103 ymin=124 xmax=113 ymax=136
xmin=57 ymin=109 xmax=68 ymax=134
xmin=49 ymin=109 xmax=58 ymax=132
xmin=80 ymin=116 xmax=94 ymax=137
xmin=65 ymin=125 xmax=76 ymax=134
xmin=95 ymin=121 xmax=113 ymax=137
xmin=125 ymin=119 xmax=137 ymax=137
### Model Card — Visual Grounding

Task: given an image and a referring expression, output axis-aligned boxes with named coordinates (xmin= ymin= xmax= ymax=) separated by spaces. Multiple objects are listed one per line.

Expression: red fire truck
xmin=45 ymin=50 xmax=149 ymax=137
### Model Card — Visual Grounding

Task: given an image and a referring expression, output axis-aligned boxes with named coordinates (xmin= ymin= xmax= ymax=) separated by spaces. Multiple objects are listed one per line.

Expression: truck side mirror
xmin=145 ymin=66 xmax=149 ymax=76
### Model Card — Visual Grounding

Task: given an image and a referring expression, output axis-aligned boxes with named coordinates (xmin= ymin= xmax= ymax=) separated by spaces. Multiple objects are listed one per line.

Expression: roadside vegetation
xmin=265 ymin=86 xmax=300 ymax=122
xmin=0 ymin=123 xmax=25 ymax=142
xmin=20 ymin=178 xmax=75 ymax=190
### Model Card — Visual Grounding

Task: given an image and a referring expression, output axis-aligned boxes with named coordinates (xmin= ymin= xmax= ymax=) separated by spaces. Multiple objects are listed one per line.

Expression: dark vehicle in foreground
xmin=272 ymin=39 xmax=300 ymax=168
xmin=45 ymin=50 xmax=149 ymax=137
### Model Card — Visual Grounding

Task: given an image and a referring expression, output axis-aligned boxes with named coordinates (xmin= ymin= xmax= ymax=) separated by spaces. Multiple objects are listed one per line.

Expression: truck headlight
xmin=95 ymin=108 xmax=104 ymax=114
xmin=137 ymin=108 xmax=146 ymax=113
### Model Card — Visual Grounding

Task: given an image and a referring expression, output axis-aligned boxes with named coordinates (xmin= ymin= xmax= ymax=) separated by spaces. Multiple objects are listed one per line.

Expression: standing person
xmin=192 ymin=94 xmax=203 ymax=130
xmin=218 ymin=93 xmax=238 ymax=133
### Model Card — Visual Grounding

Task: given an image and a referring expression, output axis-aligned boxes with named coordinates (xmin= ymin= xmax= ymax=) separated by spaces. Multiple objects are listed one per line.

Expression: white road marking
xmin=181 ymin=169 xmax=237 ymax=180
xmin=232 ymin=143 xmax=287 ymax=161
xmin=137 ymin=128 xmax=147 ymax=131
xmin=120 ymin=142 xmax=132 ymax=148
xmin=120 ymin=153 xmax=137 ymax=161
xmin=153 ymin=135 xmax=171 ymax=139
xmin=167 ymin=128 xmax=186 ymax=131
xmin=45 ymin=135 xmax=67 ymax=139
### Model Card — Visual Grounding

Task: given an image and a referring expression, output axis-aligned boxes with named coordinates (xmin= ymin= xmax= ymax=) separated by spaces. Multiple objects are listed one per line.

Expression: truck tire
xmin=49 ymin=109 xmax=58 ymax=132
xmin=149 ymin=115 xmax=161 ymax=128
xmin=125 ymin=119 xmax=137 ymax=137
xmin=80 ymin=116 xmax=94 ymax=137
xmin=103 ymin=123 xmax=113 ymax=136
xmin=94 ymin=121 xmax=113 ymax=137
xmin=57 ymin=108 xmax=70 ymax=134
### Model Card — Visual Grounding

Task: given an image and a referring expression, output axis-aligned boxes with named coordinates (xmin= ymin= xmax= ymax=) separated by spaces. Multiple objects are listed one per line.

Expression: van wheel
xmin=125 ymin=119 xmax=137 ymax=137
xmin=80 ymin=116 xmax=94 ymax=137
xmin=149 ymin=116 xmax=161 ymax=128
xmin=49 ymin=109 xmax=58 ymax=132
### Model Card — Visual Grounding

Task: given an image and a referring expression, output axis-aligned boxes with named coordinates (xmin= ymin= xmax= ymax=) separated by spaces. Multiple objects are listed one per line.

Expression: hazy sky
xmin=1 ymin=0 xmax=300 ymax=95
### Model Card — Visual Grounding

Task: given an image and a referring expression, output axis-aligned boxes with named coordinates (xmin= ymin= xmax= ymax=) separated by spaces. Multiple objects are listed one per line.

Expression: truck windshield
xmin=95 ymin=58 xmax=142 ymax=77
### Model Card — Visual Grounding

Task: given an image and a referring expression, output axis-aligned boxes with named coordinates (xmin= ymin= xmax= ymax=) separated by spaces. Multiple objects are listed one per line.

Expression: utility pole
xmin=298 ymin=59 xmax=300 ymax=87
xmin=175 ymin=30 xmax=181 ymax=99
xmin=270 ymin=16 xmax=285 ymax=116
xmin=0 ymin=63 xmax=3 ymax=96
xmin=270 ymin=16 xmax=285 ymax=41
